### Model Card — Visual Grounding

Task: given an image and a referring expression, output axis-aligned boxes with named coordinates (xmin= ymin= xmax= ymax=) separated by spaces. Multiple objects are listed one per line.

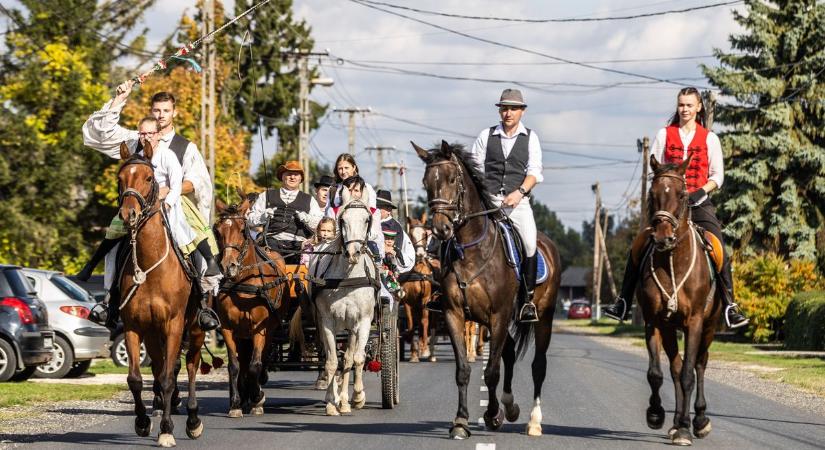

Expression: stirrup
xmin=603 ymin=297 xmax=628 ymax=321
xmin=724 ymin=303 xmax=749 ymax=329
xmin=425 ymin=297 xmax=443 ymax=313
xmin=518 ymin=302 xmax=539 ymax=323
xmin=198 ymin=308 xmax=221 ymax=331
xmin=88 ymin=303 xmax=108 ymax=326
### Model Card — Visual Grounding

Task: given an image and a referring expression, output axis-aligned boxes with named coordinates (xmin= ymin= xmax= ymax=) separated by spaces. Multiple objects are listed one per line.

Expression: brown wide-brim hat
xmin=495 ymin=88 xmax=527 ymax=107
xmin=276 ymin=160 xmax=305 ymax=181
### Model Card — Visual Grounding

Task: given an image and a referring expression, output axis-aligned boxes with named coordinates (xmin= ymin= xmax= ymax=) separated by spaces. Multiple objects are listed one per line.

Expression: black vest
xmin=265 ymin=189 xmax=312 ymax=239
xmin=483 ymin=126 xmax=530 ymax=195
xmin=135 ymin=133 xmax=189 ymax=166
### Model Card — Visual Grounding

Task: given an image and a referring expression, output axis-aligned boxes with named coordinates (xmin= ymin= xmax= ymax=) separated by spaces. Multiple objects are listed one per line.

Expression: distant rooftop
xmin=560 ymin=266 xmax=589 ymax=288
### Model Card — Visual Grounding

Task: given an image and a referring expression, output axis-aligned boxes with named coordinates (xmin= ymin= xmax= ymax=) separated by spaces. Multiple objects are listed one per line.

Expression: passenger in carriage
xmin=80 ymin=80 xmax=221 ymax=331
xmin=247 ymin=160 xmax=324 ymax=265
xmin=313 ymin=175 xmax=335 ymax=210
xmin=300 ymin=217 xmax=336 ymax=266
xmin=376 ymin=189 xmax=415 ymax=275
xmin=603 ymin=87 xmax=749 ymax=329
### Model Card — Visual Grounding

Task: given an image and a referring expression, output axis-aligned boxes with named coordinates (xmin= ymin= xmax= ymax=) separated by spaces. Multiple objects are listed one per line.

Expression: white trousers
xmin=493 ymin=195 xmax=537 ymax=257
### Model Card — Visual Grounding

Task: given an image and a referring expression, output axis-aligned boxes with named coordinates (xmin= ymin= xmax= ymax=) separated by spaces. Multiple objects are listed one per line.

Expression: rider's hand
xmin=502 ymin=190 xmax=524 ymax=208
xmin=158 ymin=186 xmax=170 ymax=201
xmin=688 ymin=188 xmax=707 ymax=206
xmin=112 ymin=80 xmax=135 ymax=107
xmin=265 ymin=207 xmax=277 ymax=217
xmin=294 ymin=211 xmax=310 ymax=223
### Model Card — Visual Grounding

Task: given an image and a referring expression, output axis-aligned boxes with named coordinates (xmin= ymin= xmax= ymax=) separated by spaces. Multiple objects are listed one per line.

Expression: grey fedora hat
xmin=495 ymin=88 xmax=527 ymax=107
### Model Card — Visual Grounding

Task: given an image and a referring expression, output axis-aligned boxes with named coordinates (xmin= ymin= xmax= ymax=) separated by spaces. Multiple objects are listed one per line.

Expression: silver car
xmin=23 ymin=269 xmax=110 ymax=378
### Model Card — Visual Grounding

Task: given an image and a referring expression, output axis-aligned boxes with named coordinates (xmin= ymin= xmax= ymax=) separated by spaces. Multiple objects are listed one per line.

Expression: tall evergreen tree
xmin=702 ymin=0 xmax=825 ymax=269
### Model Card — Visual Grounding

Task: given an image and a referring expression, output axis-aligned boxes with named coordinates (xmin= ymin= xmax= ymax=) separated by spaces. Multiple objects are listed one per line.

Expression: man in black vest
xmin=248 ymin=160 xmax=324 ymax=264
xmin=473 ymin=89 xmax=544 ymax=323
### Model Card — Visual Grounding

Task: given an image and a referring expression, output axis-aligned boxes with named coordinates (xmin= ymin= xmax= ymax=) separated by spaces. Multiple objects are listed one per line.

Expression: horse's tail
xmin=289 ymin=305 xmax=306 ymax=357
xmin=512 ymin=320 xmax=534 ymax=360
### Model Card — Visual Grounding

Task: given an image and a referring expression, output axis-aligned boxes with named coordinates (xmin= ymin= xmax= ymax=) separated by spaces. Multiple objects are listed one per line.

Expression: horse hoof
xmin=468 ymin=356 xmax=476 ymax=363
xmin=671 ymin=428 xmax=693 ymax=446
xmin=135 ymin=416 xmax=152 ymax=437
xmin=250 ymin=406 xmax=264 ymax=416
xmin=646 ymin=405 xmax=666 ymax=430
xmin=314 ymin=380 xmax=329 ymax=390
xmin=409 ymin=356 xmax=419 ymax=363
xmin=228 ymin=409 xmax=243 ymax=418
xmin=353 ymin=392 xmax=366 ymax=409
xmin=693 ymin=419 xmax=712 ymax=438
xmin=526 ymin=422 xmax=542 ymax=437
xmin=254 ymin=393 xmax=266 ymax=408
xmin=338 ymin=402 xmax=352 ymax=414
xmin=421 ymin=350 xmax=431 ymax=359
xmin=505 ymin=403 xmax=520 ymax=422
xmin=428 ymin=356 xmax=437 ymax=362
xmin=449 ymin=424 xmax=471 ymax=440
xmin=185 ymin=421 xmax=204 ymax=440
xmin=483 ymin=408 xmax=505 ymax=431
xmin=157 ymin=433 xmax=176 ymax=448
xmin=668 ymin=427 xmax=678 ymax=438
xmin=152 ymin=409 xmax=163 ymax=417
xmin=326 ymin=403 xmax=340 ymax=416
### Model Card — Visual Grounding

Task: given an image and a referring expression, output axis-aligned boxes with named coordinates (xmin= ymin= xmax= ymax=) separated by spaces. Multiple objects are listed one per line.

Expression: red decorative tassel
xmin=200 ymin=361 xmax=212 ymax=374
xmin=366 ymin=360 xmax=381 ymax=372
xmin=212 ymin=356 xmax=224 ymax=369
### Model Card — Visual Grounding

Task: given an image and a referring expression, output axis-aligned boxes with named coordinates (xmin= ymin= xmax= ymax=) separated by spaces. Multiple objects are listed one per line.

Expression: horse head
xmin=413 ymin=140 xmax=467 ymax=241
xmin=648 ymin=154 xmax=691 ymax=252
xmin=407 ymin=212 xmax=430 ymax=260
xmin=117 ymin=141 xmax=159 ymax=228
xmin=337 ymin=195 xmax=373 ymax=265
xmin=214 ymin=190 xmax=252 ymax=278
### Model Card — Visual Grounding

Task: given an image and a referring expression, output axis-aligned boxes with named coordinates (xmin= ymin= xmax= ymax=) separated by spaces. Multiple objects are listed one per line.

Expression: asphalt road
xmin=25 ymin=330 xmax=825 ymax=449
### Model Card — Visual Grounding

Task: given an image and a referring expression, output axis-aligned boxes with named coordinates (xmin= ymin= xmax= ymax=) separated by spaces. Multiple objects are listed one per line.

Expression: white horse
xmin=309 ymin=191 xmax=380 ymax=416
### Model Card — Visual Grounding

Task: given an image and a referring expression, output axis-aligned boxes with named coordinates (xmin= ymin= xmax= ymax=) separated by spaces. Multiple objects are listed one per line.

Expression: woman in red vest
xmin=603 ymin=87 xmax=749 ymax=329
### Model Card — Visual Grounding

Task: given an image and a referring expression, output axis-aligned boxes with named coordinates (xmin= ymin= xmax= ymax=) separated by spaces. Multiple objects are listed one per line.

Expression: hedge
xmin=784 ymin=291 xmax=825 ymax=351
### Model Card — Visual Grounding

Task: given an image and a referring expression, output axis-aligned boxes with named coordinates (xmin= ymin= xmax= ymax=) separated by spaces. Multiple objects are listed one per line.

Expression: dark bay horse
xmin=213 ymin=194 xmax=289 ymax=418
xmin=413 ymin=141 xmax=561 ymax=438
xmin=400 ymin=214 xmax=437 ymax=362
xmin=639 ymin=156 xmax=722 ymax=446
xmin=116 ymin=142 xmax=203 ymax=447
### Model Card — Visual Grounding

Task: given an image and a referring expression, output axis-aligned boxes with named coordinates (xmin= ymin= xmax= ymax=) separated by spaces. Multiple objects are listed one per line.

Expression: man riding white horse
xmin=81 ymin=80 xmax=221 ymax=330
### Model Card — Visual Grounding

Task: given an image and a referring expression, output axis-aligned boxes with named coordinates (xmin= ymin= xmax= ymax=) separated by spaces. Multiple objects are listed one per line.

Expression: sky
xmin=4 ymin=0 xmax=746 ymax=231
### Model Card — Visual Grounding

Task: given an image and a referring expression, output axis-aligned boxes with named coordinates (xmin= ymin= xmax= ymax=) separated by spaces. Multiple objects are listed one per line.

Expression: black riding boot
xmin=518 ymin=255 xmax=539 ymax=323
xmin=603 ymin=253 xmax=641 ymax=321
xmin=77 ymin=238 xmax=120 ymax=282
xmin=425 ymin=291 xmax=443 ymax=313
xmin=195 ymin=240 xmax=221 ymax=331
xmin=89 ymin=282 xmax=121 ymax=331
xmin=718 ymin=262 xmax=749 ymax=329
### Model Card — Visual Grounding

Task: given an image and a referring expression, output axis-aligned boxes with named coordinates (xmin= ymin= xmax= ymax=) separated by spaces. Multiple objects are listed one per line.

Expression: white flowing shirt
xmin=247 ymin=187 xmax=324 ymax=242
xmin=651 ymin=127 xmax=724 ymax=205
xmin=469 ymin=122 xmax=544 ymax=186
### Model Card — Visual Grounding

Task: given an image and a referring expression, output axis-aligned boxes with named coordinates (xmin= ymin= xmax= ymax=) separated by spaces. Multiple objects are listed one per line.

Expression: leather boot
xmin=518 ymin=255 xmax=539 ymax=323
xmin=99 ymin=283 xmax=121 ymax=331
xmin=197 ymin=293 xmax=221 ymax=332
xmin=77 ymin=238 xmax=120 ymax=282
xmin=603 ymin=253 xmax=640 ymax=321
xmin=718 ymin=262 xmax=749 ymax=329
xmin=196 ymin=239 xmax=222 ymax=277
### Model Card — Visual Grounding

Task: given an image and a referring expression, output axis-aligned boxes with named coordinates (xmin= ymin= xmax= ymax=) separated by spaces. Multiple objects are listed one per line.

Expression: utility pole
xmin=207 ymin=0 xmax=216 ymax=223
xmin=283 ymin=50 xmax=332 ymax=192
xmin=199 ymin=2 xmax=207 ymax=187
xmin=382 ymin=162 xmax=404 ymax=222
xmin=591 ymin=182 xmax=602 ymax=323
xmin=599 ymin=208 xmax=617 ymax=299
xmin=637 ymin=137 xmax=650 ymax=228
xmin=333 ymin=107 xmax=371 ymax=154
xmin=702 ymin=90 xmax=717 ymax=130
xmin=366 ymin=146 xmax=396 ymax=188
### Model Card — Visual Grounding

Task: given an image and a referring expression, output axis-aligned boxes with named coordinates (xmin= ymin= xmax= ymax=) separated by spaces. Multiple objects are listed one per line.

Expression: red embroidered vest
xmin=663 ymin=124 xmax=710 ymax=193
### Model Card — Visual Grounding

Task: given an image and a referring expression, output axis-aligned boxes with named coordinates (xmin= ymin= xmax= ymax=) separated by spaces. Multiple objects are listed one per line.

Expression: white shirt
xmin=247 ymin=187 xmax=324 ymax=242
xmin=82 ymin=99 xmax=214 ymax=219
xmin=651 ymin=127 xmax=724 ymax=203
xmin=469 ymin=122 xmax=544 ymax=184
xmin=381 ymin=217 xmax=415 ymax=274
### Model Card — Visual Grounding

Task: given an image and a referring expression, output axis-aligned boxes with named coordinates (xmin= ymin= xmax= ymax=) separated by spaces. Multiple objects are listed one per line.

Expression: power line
xmin=348 ymin=0 xmax=712 ymax=89
xmin=338 ymin=54 xmax=717 ymax=67
xmin=355 ymin=0 xmax=743 ymax=23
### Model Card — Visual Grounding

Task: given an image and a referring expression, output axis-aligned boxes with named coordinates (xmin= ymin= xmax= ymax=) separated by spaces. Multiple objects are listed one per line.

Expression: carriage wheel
xmin=381 ymin=303 xmax=397 ymax=409
xmin=393 ymin=317 xmax=400 ymax=406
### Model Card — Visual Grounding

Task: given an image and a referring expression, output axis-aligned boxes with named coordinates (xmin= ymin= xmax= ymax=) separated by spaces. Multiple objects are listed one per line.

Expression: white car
xmin=23 ymin=269 xmax=110 ymax=378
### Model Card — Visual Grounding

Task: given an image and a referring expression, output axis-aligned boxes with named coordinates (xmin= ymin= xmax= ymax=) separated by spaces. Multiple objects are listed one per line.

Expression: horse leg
xmin=407 ymin=303 xmax=419 ymax=363
xmin=184 ymin=326 xmax=205 ymax=439
xmin=337 ymin=331 xmax=357 ymax=414
xmin=151 ymin=358 xmax=163 ymax=417
xmin=671 ymin=318 xmax=702 ymax=446
xmin=522 ymin=319 xmax=550 ymax=436
xmin=661 ymin=326 xmax=684 ymax=440
xmin=692 ymin=324 xmax=714 ymax=439
xmin=644 ymin=323 xmax=666 ymax=430
xmin=482 ymin=317 xmax=508 ymax=432
xmin=465 ymin=322 xmax=476 ymax=363
xmin=320 ymin=322 xmax=341 ymax=416
xmin=126 ymin=330 xmax=152 ymax=437
xmin=422 ymin=306 xmax=435 ymax=361
xmin=222 ymin=329 xmax=243 ymax=418
xmin=351 ymin=320 xmax=371 ymax=410
xmin=477 ymin=325 xmax=486 ymax=356
xmin=444 ymin=307 xmax=472 ymax=439
xmin=500 ymin=335 xmax=520 ymax=425
xmin=158 ymin=321 xmax=184 ymax=448
xmin=248 ymin=332 xmax=267 ymax=416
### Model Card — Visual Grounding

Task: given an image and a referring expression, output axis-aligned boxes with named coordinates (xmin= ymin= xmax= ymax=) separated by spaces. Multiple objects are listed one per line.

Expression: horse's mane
xmin=218 ymin=204 xmax=242 ymax=218
xmin=428 ymin=142 xmax=496 ymax=211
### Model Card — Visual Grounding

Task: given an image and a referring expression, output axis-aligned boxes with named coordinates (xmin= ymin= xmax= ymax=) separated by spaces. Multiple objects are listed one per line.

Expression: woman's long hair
xmin=668 ymin=87 xmax=706 ymax=127
xmin=334 ymin=153 xmax=360 ymax=183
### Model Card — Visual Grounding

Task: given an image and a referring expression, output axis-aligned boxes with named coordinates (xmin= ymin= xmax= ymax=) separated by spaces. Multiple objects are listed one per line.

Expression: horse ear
xmin=411 ymin=141 xmax=429 ymax=162
xmin=441 ymin=140 xmax=452 ymax=156
xmin=678 ymin=154 xmax=692 ymax=175
xmin=649 ymin=154 xmax=660 ymax=173
xmin=143 ymin=140 xmax=154 ymax=160
xmin=119 ymin=142 xmax=130 ymax=160
xmin=215 ymin=198 xmax=227 ymax=214
xmin=235 ymin=186 xmax=247 ymax=202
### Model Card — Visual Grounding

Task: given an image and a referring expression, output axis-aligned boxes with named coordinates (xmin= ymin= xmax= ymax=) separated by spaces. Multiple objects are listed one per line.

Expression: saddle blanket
xmin=498 ymin=222 xmax=548 ymax=284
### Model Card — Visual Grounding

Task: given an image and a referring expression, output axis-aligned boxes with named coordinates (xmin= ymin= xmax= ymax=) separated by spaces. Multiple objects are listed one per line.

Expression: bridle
xmin=338 ymin=200 xmax=373 ymax=258
xmin=117 ymin=156 xmax=160 ymax=230
xmin=424 ymin=156 xmax=498 ymax=228
xmin=650 ymin=172 xmax=689 ymax=235
xmin=214 ymin=213 xmax=250 ymax=275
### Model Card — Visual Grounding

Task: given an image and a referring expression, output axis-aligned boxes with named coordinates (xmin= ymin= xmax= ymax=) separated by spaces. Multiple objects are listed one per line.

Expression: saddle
xmin=630 ymin=226 xmax=723 ymax=273
xmin=496 ymin=220 xmax=549 ymax=284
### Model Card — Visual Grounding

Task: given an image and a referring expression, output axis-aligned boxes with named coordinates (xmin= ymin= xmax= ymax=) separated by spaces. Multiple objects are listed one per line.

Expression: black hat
xmin=313 ymin=174 xmax=334 ymax=189
xmin=376 ymin=189 xmax=397 ymax=209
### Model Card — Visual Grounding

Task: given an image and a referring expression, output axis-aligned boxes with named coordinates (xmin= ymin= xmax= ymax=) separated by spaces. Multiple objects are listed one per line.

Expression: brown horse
xmin=414 ymin=141 xmax=561 ymax=439
xmin=400 ymin=214 xmax=437 ymax=362
xmin=213 ymin=194 xmax=289 ymax=418
xmin=116 ymin=142 xmax=204 ymax=447
xmin=639 ymin=156 xmax=722 ymax=446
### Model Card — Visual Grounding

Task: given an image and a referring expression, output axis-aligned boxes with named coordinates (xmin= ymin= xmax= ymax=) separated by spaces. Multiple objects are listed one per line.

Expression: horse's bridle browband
xmin=650 ymin=172 xmax=689 ymax=233
xmin=425 ymin=156 xmax=499 ymax=229
xmin=117 ymin=156 xmax=160 ymax=229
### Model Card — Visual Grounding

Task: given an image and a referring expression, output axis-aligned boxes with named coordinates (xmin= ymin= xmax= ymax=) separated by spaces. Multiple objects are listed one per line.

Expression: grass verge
xmin=0 ymin=383 xmax=123 ymax=408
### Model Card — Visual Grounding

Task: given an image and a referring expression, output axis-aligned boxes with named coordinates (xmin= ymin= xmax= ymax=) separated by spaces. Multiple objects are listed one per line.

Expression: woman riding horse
xmin=603 ymin=87 xmax=749 ymax=330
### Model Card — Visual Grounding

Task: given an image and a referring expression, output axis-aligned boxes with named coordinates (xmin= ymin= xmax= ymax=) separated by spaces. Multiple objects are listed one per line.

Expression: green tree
xmin=702 ymin=0 xmax=825 ymax=270
xmin=0 ymin=0 xmax=154 ymax=270
xmin=532 ymin=201 xmax=589 ymax=270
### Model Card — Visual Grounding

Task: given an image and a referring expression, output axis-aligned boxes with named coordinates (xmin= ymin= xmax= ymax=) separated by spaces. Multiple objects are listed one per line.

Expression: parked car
xmin=567 ymin=300 xmax=592 ymax=320
xmin=67 ymin=274 xmax=107 ymax=303
xmin=23 ymin=269 xmax=110 ymax=378
xmin=0 ymin=265 xmax=53 ymax=382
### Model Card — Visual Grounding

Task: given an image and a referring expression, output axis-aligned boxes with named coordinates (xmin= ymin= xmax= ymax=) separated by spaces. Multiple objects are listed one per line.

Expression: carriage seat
xmin=497 ymin=221 xmax=548 ymax=284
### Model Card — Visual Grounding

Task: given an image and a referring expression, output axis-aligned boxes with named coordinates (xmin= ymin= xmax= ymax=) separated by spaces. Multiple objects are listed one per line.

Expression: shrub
xmin=784 ymin=291 xmax=825 ymax=350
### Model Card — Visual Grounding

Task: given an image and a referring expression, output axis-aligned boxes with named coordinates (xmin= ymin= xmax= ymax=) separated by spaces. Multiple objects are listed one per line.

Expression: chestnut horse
xmin=400 ymin=214 xmax=437 ymax=362
xmin=414 ymin=141 xmax=561 ymax=439
xmin=213 ymin=195 xmax=289 ymax=418
xmin=639 ymin=156 xmax=722 ymax=446
xmin=115 ymin=142 xmax=204 ymax=447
